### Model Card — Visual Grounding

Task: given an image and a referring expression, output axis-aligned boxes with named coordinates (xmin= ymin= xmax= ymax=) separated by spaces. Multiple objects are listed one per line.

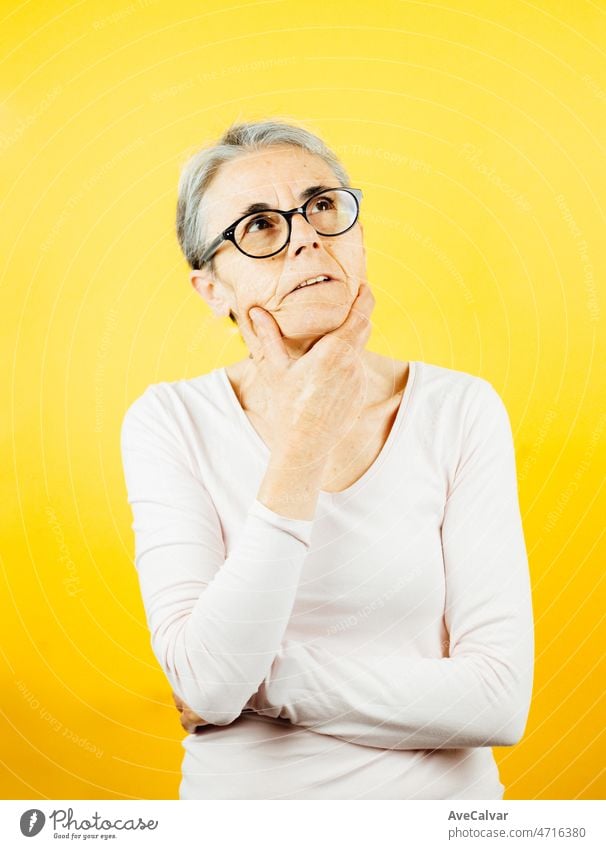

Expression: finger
xmin=325 ymin=282 xmax=375 ymax=351
xmin=245 ymin=307 xmax=291 ymax=369
xmin=183 ymin=707 xmax=207 ymax=724
xmin=183 ymin=703 xmax=208 ymax=722
xmin=180 ymin=711 xmax=194 ymax=733
xmin=171 ymin=691 xmax=184 ymax=710
xmin=180 ymin=714 xmax=196 ymax=733
xmin=234 ymin=307 xmax=263 ymax=361
xmin=181 ymin=709 xmax=209 ymax=733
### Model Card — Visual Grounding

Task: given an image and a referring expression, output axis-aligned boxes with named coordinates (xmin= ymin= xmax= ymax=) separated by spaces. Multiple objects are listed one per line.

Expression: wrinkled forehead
xmin=202 ymin=145 xmax=340 ymax=231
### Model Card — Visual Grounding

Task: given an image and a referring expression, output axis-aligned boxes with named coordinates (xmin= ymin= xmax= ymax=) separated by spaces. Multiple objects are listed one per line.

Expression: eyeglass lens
xmin=233 ymin=189 xmax=358 ymax=258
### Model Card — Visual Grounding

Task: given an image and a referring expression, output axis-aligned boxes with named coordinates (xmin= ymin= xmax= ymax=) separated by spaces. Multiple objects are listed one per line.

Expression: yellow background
xmin=1 ymin=0 xmax=605 ymax=800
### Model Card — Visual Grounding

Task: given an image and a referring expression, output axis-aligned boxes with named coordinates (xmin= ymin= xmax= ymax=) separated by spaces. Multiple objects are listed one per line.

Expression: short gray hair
xmin=175 ymin=118 xmax=351 ymax=323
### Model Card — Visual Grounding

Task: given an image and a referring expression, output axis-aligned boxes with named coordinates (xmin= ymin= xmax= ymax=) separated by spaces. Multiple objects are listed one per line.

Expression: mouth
xmin=289 ymin=274 xmax=334 ymax=294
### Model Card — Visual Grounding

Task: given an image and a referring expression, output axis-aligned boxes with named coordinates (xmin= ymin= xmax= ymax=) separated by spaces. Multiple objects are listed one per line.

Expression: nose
xmin=286 ymin=210 xmax=321 ymax=257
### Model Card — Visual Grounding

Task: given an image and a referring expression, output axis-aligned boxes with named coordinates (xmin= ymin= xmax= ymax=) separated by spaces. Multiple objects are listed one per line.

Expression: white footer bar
xmin=0 ymin=799 xmax=604 ymax=848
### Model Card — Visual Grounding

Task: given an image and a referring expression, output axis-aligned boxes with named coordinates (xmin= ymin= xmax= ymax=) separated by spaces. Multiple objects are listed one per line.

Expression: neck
xmin=236 ymin=347 xmax=400 ymax=421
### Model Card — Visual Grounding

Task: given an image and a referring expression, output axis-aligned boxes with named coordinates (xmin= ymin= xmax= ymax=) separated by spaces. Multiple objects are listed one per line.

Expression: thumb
xmin=249 ymin=307 xmax=265 ymax=330
xmin=248 ymin=306 xmax=290 ymax=368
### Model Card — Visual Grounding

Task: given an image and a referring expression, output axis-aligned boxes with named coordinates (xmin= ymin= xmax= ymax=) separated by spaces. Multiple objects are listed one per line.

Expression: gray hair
xmin=175 ymin=118 xmax=351 ymax=323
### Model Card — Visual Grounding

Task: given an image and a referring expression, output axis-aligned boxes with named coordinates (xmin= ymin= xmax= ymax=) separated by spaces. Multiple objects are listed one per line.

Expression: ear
xmin=190 ymin=269 xmax=231 ymax=318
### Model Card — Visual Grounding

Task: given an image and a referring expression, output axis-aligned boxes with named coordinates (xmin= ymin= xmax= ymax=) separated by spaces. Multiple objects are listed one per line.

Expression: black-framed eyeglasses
xmin=197 ymin=187 xmax=363 ymax=266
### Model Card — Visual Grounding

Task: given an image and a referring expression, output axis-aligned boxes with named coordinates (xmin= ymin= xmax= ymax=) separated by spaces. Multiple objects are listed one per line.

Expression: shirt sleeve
xmin=120 ymin=385 xmax=313 ymax=726
xmin=247 ymin=379 xmax=535 ymax=749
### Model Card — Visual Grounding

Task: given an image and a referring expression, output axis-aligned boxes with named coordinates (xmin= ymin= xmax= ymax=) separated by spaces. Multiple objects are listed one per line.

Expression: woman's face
xmin=190 ymin=144 xmax=367 ymax=345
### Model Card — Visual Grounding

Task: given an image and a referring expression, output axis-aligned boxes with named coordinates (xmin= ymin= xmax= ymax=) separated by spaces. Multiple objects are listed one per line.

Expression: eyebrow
xmin=238 ymin=184 xmax=335 ymax=217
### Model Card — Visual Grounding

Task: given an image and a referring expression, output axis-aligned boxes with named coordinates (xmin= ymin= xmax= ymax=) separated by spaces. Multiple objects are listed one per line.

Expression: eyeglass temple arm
xmin=198 ymin=232 xmax=226 ymax=267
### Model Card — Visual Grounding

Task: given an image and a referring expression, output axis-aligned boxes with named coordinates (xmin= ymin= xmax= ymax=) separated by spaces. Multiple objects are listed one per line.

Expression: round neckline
xmin=218 ymin=360 xmax=418 ymax=499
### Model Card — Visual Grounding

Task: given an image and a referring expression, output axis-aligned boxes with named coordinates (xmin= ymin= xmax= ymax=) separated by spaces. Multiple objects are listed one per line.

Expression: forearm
xmin=149 ymin=488 xmax=316 ymax=728
xmin=249 ymin=635 xmax=534 ymax=749
xmin=152 ymin=440 xmax=329 ymax=724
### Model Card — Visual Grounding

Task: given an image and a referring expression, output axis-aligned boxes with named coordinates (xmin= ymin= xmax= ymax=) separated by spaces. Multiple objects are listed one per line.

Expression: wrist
xmin=258 ymin=442 xmax=328 ymax=521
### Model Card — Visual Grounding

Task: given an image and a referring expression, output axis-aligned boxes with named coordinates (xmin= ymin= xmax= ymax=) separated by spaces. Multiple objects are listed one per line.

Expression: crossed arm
xmin=123 ymin=379 xmax=534 ymax=749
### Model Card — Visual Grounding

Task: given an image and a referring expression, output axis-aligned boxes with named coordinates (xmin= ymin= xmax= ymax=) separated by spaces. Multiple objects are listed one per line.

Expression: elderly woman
xmin=120 ymin=119 xmax=534 ymax=800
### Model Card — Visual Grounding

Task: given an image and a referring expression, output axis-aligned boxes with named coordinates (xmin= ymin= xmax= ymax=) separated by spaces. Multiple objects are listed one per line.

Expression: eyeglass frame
xmin=196 ymin=186 xmax=363 ymax=267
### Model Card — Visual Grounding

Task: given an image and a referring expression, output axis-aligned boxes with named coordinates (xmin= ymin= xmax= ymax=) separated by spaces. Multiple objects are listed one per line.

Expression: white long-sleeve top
xmin=120 ymin=359 xmax=534 ymax=800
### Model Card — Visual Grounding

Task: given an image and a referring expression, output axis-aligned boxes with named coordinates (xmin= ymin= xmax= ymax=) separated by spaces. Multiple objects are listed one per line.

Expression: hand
xmin=237 ymin=282 xmax=376 ymax=455
xmin=171 ymin=691 xmax=210 ymax=734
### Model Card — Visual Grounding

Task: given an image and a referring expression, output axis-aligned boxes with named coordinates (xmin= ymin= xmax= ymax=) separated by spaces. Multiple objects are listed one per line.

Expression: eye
xmin=310 ymin=196 xmax=336 ymax=212
xmin=244 ymin=214 xmax=277 ymax=233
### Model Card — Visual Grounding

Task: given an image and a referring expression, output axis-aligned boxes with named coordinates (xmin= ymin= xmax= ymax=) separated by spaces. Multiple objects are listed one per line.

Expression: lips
xmin=288 ymin=274 xmax=334 ymax=295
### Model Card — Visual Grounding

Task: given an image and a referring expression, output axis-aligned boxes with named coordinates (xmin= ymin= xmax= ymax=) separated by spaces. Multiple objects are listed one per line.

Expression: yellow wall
xmin=1 ymin=0 xmax=604 ymax=800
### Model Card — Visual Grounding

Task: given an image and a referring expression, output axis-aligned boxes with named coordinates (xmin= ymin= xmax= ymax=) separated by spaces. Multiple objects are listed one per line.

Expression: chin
xmin=277 ymin=300 xmax=351 ymax=341
xmin=277 ymin=282 xmax=354 ymax=334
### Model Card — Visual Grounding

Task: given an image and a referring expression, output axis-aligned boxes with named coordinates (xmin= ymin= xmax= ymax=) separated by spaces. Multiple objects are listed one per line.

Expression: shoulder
xmin=414 ymin=361 xmax=512 ymax=450
xmin=121 ymin=380 xmax=172 ymax=437
xmin=416 ymin=360 xmax=504 ymax=409
xmin=412 ymin=364 xmax=518 ymax=495
xmin=120 ymin=382 xmax=176 ymax=459
xmin=120 ymin=369 xmax=223 ymax=447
